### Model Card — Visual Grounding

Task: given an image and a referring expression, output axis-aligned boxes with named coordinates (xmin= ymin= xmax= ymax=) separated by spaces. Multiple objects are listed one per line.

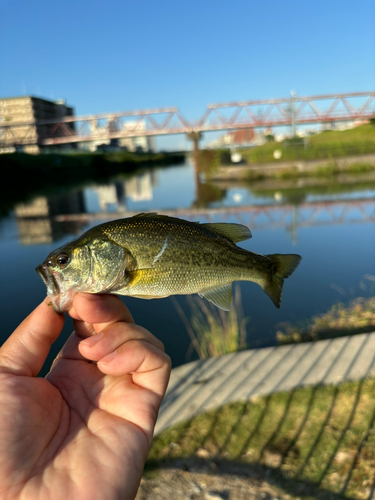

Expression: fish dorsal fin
xmin=198 ymin=284 xmax=233 ymax=311
xmin=132 ymin=212 xmax=200 ymax=225
xmin=130 ymin=214 xmax=250 ymax=243
xmin=202 ymin=223 xmax=252 ymax=243
xmin=132 ymin=212 xmax=159 ymax=218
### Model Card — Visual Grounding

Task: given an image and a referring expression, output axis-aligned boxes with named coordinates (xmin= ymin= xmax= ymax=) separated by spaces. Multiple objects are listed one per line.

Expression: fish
xmin=36 ymin=213 xmax=301 ymax=313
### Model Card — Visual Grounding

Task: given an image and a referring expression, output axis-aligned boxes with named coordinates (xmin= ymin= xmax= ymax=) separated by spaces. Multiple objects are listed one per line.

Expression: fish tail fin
xmin=262 ymin=254 xmax=301 ymax=308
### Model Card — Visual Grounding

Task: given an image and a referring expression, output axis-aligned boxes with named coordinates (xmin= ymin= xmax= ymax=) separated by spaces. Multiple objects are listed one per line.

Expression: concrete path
xmin=155 ymin=331 xmax=375 ymax=435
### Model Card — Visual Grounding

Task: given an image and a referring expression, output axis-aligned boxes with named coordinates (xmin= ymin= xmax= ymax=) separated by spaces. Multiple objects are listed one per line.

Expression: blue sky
xmin=1 ymin=0 xmax=374 ymax=149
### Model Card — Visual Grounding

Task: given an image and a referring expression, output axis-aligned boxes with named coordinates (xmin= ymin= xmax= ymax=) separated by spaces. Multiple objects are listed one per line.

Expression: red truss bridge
xmin=1 ymin=91 xmax=374 ymax=148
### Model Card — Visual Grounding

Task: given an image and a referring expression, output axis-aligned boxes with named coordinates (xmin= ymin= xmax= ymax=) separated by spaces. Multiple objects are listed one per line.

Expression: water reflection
xmin=13 ymin=189 xmax=375 ymax=247
xmin=15 ymin=191 xmax=87 ymax=244
xmin=15 ymin=218 xmax=86 ymax=245
xmin=2 ymin=161 xmax=374 ymax=368
xmin=86 ymin=170 xmax=159 ymax=213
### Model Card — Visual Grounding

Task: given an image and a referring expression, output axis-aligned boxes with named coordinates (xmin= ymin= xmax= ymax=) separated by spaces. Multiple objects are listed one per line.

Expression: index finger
xmin=69 ymin=293 xmax=134 ymax=339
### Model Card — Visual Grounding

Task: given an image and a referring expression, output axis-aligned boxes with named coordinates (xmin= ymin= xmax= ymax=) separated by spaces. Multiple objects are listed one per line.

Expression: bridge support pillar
xmin=186 ymin=131 xmax=203 ymax=200
xmin=186 ymin=131 xmax=202 ymax=157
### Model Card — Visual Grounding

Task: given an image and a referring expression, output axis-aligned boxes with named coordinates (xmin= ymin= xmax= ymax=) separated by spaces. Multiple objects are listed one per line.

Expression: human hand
xmin=0 ymin=294 xmax=171 ymax=500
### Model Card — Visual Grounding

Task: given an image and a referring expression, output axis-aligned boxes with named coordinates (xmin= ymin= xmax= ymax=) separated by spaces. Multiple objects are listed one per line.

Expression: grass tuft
xmin=276 ymin=297 xmax=375 ymax=345
xmin=173 ymin=286 xmax=248 ymax=360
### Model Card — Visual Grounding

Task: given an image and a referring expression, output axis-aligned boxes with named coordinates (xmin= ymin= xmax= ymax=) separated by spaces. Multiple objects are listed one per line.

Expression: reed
xmin=172 ymin=285 xmax=248 ymax=360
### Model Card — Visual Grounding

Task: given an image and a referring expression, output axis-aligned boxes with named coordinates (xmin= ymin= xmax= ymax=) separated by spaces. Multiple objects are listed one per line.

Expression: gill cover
xmin=87 ymin=237 xmax=129 ymax=293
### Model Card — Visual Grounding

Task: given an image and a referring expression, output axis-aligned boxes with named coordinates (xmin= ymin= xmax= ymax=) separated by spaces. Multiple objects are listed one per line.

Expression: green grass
xmin=149 ymin=378 xmax=375 ymax=499
xmin=240 ymin=124 xmax=375 ymax=164
xmin=346 ymin=162 xmax=375 ymax=173
xmin=277 ymin=297 xmax=375 ymax=344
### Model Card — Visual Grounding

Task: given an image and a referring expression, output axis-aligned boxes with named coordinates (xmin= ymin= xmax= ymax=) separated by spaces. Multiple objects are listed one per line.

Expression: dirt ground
xmin=136 ymin=458 xmax=345 ymax=500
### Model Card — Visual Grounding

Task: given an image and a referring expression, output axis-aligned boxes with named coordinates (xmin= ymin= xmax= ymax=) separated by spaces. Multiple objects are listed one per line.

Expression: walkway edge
xmin=155 ymin=331 xmax=375 ymax=435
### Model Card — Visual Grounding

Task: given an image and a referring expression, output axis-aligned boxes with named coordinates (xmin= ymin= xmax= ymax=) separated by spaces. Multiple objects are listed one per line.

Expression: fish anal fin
xmin=202 ymin=223 xmax=252 ymax=243
xmin=199 ymin=284 xmax=233 ymax=311
xmin=130 ymin=294 xmax=168 ymax=300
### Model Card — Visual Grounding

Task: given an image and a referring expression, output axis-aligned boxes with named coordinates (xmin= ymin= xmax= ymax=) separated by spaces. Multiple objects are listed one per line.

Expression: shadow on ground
xmin=149 ymin=340 xmax=375 ymax=499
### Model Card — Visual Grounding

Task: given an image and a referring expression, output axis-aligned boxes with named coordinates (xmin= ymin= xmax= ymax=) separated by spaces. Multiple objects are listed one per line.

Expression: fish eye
xmin=56 ymin=253 xmax=70 ymax=268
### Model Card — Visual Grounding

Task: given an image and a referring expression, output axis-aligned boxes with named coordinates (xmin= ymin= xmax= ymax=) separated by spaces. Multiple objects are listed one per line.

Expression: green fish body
xmin=36 ymin=213 xmax=301 ymax=313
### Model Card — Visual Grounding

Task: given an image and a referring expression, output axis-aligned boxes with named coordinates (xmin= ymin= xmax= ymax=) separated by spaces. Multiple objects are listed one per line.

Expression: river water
xmin=0 ymin=161 xmax=374 ymax=370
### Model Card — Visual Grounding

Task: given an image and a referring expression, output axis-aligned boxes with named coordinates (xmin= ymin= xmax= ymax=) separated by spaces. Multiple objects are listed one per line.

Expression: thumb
xmin=0 ymin=298 xmax=65 ymax=377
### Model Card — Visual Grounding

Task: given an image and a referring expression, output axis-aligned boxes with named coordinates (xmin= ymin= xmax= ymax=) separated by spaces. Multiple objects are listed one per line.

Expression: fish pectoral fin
xmin=113 ymin=268 xmax=168 ymax=294
xmin=199 ymin=284 xmax=233 ymax=311
xmin=202 ymin=223 xmax=252 ymax=243
xmin=126 ymin=268 xmax=167 ymax=282
xmin=106 ymin=256 xmax=129 ymax=292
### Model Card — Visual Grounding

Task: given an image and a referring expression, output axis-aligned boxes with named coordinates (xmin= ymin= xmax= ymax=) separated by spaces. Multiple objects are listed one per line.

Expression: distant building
xmin=208 ymin=128 xmax=256 ymax=149
xmin=219 ymin=128 xmax=255 ymax=147
xmin=85 ymin=119 xmax=155 ymax=153
xmin=119 ymin=120 xmax=155 ymax=152
xmin=0 ymin=96 xmax=74 ymax=154
xmin=230 ymin=129 xmax=255 ymax=145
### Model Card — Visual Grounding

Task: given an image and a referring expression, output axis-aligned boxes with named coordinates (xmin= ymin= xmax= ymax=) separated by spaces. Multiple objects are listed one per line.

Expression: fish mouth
xmin=36 ymin=264 xmax=60 ymax=296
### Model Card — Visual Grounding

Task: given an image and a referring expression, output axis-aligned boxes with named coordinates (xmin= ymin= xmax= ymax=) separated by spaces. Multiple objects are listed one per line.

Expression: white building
xmin=85 ymin=119 xmax=154 ymax=152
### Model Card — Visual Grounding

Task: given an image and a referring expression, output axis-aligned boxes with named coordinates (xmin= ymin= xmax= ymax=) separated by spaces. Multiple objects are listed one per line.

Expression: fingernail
xmin=80 ymin=332 xmax=104 ymax=347
xmin=99 ymin=350 xmax=117 ymax=364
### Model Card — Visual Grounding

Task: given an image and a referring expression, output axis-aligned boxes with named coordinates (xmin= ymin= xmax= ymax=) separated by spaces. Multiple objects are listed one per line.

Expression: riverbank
xmin=241 ymin=122 xmax=375 ymax=164
xmin=0 ymin=151 xmax=185 ymax=214
xmin=209 ymin=153 xmax=375 ymax=183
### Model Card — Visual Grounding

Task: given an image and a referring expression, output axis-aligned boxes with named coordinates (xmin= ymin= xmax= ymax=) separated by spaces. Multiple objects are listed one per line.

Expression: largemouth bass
xmin=36 ymin=213 xmax=301 ymax=313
